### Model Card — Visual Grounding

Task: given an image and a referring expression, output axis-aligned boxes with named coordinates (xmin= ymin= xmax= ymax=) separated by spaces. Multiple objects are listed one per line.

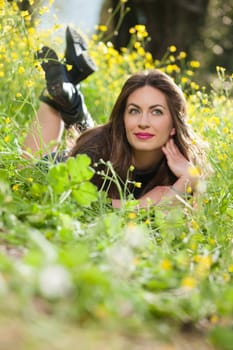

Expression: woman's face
xmin=124 ymin=85 xmax=175 ymax=168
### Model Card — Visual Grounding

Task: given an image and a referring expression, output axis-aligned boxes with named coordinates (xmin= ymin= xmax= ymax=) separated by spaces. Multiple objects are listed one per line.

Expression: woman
xmin=24 ymin=27 xmax=207 ymax=208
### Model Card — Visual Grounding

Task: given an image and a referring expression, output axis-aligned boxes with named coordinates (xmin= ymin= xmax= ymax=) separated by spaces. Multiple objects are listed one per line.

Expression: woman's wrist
xmin=171 ymin=175 xmax=195 ymax=195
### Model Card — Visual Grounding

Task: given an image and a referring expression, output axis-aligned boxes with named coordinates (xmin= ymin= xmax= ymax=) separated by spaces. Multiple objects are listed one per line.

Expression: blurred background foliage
xmin=7 ymin=0 xmax=232 ymax=85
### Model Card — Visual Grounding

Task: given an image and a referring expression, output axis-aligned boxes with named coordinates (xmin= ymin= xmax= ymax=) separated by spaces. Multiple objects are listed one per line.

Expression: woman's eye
xmin=152 ymin=109 xmax=163 ymax=116
xmin=128 ymin=108 xmax=139 ymax=115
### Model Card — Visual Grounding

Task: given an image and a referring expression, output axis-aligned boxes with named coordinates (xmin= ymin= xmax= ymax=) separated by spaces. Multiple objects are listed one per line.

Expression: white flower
xmin=106 ymin=245 xmax=135 ymax=276
xmin=124 ymin=224 xmax=147 ymax=249
xmin=38 ymin=265 xmax=72 ymax=299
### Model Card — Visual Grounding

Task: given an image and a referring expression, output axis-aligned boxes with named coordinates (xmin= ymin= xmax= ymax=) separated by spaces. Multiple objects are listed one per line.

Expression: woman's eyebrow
xmin=127 ymin=103 xmax=166 ymax=109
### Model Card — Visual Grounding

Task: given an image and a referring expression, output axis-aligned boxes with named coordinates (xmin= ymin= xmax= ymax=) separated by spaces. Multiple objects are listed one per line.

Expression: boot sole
xmin=65 ymin=26 xmax=97 ymax=83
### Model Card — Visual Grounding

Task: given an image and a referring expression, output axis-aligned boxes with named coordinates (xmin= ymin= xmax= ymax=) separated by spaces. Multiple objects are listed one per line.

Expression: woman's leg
xmin=23 ymin=103 xmax=64 ymax=157
xmin=23 ymin=26 xmax=96 ymax=157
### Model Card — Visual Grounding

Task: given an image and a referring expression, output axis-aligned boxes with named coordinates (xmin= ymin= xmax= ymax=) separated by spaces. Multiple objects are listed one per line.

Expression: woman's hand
xmin=162 ymin=138 xmax=200 ymax=194
xmin=162 ymin=138 xmax=192 ymax=179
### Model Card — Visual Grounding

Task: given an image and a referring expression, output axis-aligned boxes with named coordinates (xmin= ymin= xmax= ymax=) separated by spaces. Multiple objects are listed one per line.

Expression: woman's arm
xmin=22 ymin=102 xmax=64 ymax=157
xmin=112 ymin=178 xmax=190 ymax=209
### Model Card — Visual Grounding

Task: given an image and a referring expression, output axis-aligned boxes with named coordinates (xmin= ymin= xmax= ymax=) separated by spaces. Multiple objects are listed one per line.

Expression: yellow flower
xmin=178 ymin=51 xmax=187 ymax=59
xmin=21 ymin=10 xmax=29 ymax=17
xmin=181 ymin=276 xmax=196 ymax=289
xmin=129 ymin=165 xmax=135 ymax=172
xmin=191 ymin=220 xmax=199 ymax=230
xmin=5 ymin=117 xmax=11 ymax=124
xmin=18 ymin=66 xmax=25 ymax=74
xmin=169 ymin=45 xmax=177 ymax=53
xmin=160 ymin=259 xmax=172 ymax=271
xmin=12 ymin=184 xmax=19 ymax=192
xmin=190 ymin=60 xmax=200 ymax=68
xmin=188 ymin=165 xmax=201 ymax=177
xmin=190 ymin=82 xmax=199 ymax=90
xmin=134 ymin=41 xmax=141 ymax=49
xmin=4 ymin=135 xmax=10 ymax=143
xmin=135 ymin=24 xmax=146 ymax=33
xmin=128 ymin=212 xmax=137 ymax=220
xmin=66 ymin=64 xmax=73 ymax=71
xmin=181 ymin=77 xmax=188 ymax=84
xmin=134 ymin=182 xmax=142 ymax=188
xmin=228 ymin=264 xmax=233 ymax=273
xmin=98 ymin=25 xmax=108 ymax=32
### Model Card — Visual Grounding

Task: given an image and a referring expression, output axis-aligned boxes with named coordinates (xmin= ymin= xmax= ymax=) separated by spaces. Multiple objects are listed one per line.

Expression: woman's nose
xmin=138 ymin=112 xmax=149 ymax=126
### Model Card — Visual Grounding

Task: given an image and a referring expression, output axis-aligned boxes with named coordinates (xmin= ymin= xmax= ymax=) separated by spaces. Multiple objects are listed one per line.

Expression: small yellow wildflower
xmin=186 ymin=70 xmax=194 ymax=76
xmin=25 ymin=80 xmax=33 ymax=87
xmin=27 ymin=178 xmax=33 ymax=183
xmin=190 ymin=60 xmax=200 ymax=68
xmin=188 ymin=165 xmax=201 ymax=177
xmin=178 ymin=51 xmax=187 ymax=59
xmin=134 ymin=41 xmax=141 ymax=49
xmin=66 ymin=64 xmax=73 ymax=71
xmin=160 ymin=259 xmax=172 ymax=271
xmin=4 ymin=136 xmax=10 ymax=143
xmin=21 ymin=10 xmax=29 ymax=17
xmin=135 ymin=24 xmax=146 ymax=33
xmin=199 ymin=256 xmax=212 ymax=270
xmin=16 ymin=92 xmax=22 ymax=98
xmin=181 ymin=276 xmax=197 ymax=289
xmin=169 ymin=55 xmax=175 ymax=62
xmin=128 ymin=212 xmax=137 ymax=220
xmin=18 ymin=66 xmax=25 ymax=74
xmin=98 ymin=25 xmax=108 ymax=32
xmin=5 ymin=117 xmax=11 ymax=124
xmin=129 ymin=27 xmax=136 ymax=34
xmin=129 ymin=165 xmax=135 ymax=172
xmin=191 ymin=220 xmax=199 ymax=230
xmin=228 ymin=264 xmax=233 ymax=273
xmin=181 ymin=77 xmax=188 ymax=84
xmin=12 ymin=184 xmax=19 ymax=192
xmin=190 ymin=82 xmax=199 ymax=90
xmin=134 ymin=182 xmax=142 ymax=188
xmin=28 ymin=27 xmax=35 ymax=35
xmin=0 ymin=71 xmax=4 ymax=77
xmin=169 ymin=45 xmax=177 ymax=52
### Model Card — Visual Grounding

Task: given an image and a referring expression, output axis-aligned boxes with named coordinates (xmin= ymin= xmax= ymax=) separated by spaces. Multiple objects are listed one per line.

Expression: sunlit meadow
xmin=0 ymin=1 xmax=233 ymax=349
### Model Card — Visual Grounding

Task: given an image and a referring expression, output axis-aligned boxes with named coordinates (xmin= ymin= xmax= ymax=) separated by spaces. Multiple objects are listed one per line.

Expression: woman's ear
xmin=170 ymin=128 xmax=176 ymax=136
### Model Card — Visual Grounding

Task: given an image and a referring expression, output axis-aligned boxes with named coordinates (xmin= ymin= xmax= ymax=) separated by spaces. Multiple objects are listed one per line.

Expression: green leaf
xmin=66 ymin=155 xmax=94 ymax=183
xmin=47 ymin=163 xmax=70 ymax=194
xmin=72 ymin=182 xmax=98 ymax=206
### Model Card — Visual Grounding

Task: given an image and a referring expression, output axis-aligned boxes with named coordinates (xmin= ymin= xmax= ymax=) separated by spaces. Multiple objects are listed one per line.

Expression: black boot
xmin=65 ymin=26 xmax=97 ymax=85
xmin=36 ymin=46 xmax=94 ymax=130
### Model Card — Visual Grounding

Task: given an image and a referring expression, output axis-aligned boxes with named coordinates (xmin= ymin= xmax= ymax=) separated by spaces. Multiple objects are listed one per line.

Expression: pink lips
xmin=134 ymin=132 xmax=154 ymax=140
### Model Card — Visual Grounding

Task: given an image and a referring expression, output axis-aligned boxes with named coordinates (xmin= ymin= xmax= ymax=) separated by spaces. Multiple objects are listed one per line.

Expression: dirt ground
xmin=0 ymin=316 xmax=215 ymax=350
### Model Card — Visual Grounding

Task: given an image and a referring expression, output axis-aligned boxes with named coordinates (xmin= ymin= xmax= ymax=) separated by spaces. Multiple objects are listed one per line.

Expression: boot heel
xmin=65 ymin=26 xmax=97 ymax=84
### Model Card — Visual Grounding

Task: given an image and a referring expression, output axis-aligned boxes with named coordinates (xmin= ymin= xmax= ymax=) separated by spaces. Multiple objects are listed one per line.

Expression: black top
xmin=132 ymin=162 xmax=162 ymax=199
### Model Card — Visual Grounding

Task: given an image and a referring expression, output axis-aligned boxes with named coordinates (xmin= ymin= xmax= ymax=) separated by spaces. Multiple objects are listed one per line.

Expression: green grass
xmin=0 ymin=1 xmax=233 ymax=349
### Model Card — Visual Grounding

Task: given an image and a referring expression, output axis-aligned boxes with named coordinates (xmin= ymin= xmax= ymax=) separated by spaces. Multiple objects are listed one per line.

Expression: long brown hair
xmin=70 ymin=69 xmax=206 ymax=198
